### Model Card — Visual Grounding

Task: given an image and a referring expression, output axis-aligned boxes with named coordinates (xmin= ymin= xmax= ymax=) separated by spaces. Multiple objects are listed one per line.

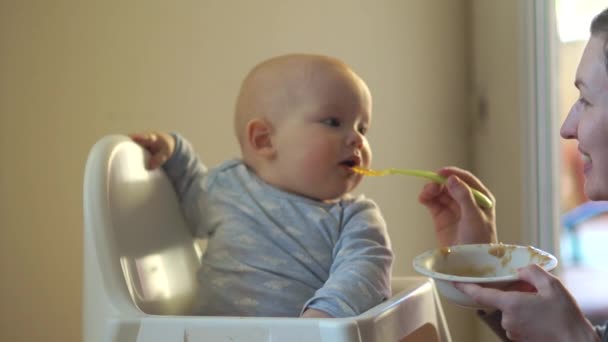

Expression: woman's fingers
xmin=455 ymin=282 xmax=535 ymax=312
xmin=454 ymin=283 xmax=508 ymax=309
xmin=445 ymin=176 xmax=479 ymax=214
xmin=504 ymin=280 xmax=537 ymax=293
xmin=418 ymin=182 xmax=441 ymax=203
xmin=516 ymin=264 xmax=557 ymax=294
xmin=438 ymin=166 xmax=495 ymax=204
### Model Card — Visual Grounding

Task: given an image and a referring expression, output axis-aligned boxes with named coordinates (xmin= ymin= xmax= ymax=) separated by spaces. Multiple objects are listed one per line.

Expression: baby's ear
xmin=246 ymin=118 xmax=276 ymax=158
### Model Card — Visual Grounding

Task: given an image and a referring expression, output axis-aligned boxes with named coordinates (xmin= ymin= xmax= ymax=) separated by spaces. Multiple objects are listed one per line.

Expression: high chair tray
xmin=99 ymin=277 xmax=450 ymax=342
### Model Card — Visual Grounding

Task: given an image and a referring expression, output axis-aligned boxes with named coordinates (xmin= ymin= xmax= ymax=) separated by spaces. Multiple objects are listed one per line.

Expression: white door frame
xmin=519 ymin=0 xmax=561 ymax=255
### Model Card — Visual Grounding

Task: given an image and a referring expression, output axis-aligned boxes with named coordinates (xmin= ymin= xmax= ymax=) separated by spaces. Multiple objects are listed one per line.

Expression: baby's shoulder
xmin=341 ymin=193 xmax=379 ymax=210
xmin=339 ymin=194 xmax=384 ymax=223
xmin=204 ymin=159 xmax=246 ymax=185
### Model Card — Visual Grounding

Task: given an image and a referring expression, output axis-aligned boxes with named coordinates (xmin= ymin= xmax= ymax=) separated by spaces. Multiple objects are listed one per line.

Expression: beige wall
xmin=557 ymin=41 xmax=586 ymax=122
xmin=0 ymin=1 xmax=476 ymax=341
xmin=468 ymin=0 xmax=526 ymax=340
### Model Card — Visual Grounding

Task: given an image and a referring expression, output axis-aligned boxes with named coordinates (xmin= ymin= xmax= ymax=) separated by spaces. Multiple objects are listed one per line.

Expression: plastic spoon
xmin=352 ymin=166 xmax=493 ymax=209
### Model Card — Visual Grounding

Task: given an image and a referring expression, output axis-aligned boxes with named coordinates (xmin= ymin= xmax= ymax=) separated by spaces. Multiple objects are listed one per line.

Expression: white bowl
xmin=413 ymin=243 xmax=558 ymax=309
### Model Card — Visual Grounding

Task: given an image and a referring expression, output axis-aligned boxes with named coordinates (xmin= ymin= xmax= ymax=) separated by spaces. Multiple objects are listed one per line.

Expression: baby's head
xmin=234 ymin=54 xmax=373 ymax=202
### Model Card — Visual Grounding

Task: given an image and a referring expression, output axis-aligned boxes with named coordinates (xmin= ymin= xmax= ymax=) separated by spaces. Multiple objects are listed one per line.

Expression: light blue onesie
xmin=162 ymin=133 xmax=393 ymax=318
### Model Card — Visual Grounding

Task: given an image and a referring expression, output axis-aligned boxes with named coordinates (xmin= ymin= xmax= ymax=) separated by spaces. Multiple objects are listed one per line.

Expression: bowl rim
xmin=412 ymin=243 xmax=558 ymax=283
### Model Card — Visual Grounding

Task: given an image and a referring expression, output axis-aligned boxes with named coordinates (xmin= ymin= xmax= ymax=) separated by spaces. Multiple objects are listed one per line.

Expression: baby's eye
xmin=322 ymin=118 xmax=341 ymax=127
xmin=578 ymin=97 xmax=591 ymax=108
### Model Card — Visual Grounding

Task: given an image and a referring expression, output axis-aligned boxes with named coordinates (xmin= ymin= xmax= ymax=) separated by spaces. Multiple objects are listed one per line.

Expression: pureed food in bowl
xmin=433 ymin=244 xmax=554 ymax=278
xmin=413 ymin=243 xmax=558 ymax=308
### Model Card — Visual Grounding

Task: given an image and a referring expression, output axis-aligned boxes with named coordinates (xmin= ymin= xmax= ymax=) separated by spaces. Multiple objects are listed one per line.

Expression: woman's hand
xmin=418 ymin=167 xmax=496 ymax=246
xmin=456 ymin=264 xmax=599 ymax=341
xmin=130 ymin=132 xmax=175 ymax=169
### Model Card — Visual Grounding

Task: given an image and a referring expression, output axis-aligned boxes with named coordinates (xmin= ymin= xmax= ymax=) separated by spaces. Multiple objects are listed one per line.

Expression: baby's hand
xmin=129 ymin=132 xmax=175 ymax=169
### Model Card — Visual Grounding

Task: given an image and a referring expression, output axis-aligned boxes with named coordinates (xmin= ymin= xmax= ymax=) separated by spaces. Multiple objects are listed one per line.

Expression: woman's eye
xmin=358 ymin=126 xmax=367 ymax=135
xmin=322 ymin=118 xmax=340 ymax=127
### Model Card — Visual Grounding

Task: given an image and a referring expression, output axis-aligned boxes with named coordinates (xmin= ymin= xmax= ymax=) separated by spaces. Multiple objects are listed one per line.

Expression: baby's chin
xmin=303 ymin=186 xmax=350 ymax=203
xmin=321 ymin=187 xmax=360 ymax=203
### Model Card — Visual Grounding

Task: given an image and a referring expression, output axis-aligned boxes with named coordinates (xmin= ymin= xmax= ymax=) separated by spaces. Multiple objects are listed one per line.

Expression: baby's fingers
xmin=147 ymin=154 xmax=168 ymax=169
xmin=130 ymin=132 xmax=157 ymax=147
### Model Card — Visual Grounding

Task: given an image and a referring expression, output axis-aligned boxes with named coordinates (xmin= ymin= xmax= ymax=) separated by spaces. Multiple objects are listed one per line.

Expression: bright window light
xmin=556 ymin=0 xmax=607 ymax=43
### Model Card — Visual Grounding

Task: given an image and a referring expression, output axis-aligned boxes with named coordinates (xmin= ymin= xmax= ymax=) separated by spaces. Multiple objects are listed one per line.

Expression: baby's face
xmin=269 ymin=67 xmax=372 ymax=202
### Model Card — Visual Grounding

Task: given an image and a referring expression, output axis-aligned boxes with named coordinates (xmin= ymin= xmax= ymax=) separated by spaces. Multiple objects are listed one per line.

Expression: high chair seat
xmin=83 ymin=134 xmax=452 ymax=342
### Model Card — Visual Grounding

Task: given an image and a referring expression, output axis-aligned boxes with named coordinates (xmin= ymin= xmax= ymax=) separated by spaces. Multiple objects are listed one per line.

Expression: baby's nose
xmin=347 ymin=131 xmax=364 ymax=148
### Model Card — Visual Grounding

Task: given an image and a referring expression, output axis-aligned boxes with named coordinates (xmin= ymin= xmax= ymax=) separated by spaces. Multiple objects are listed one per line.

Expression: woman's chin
xmin=584 ymin=179 xmax=608 ymax=201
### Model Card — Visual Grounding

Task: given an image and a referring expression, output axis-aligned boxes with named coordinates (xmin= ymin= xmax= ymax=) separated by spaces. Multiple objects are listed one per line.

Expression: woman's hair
xmin=591 ymin=7 xmax=608 ymax=72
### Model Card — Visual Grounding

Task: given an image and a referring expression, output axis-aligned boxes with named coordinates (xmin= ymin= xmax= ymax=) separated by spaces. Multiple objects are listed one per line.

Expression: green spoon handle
xmin=389 ymin=168 xmax=493 ymax=209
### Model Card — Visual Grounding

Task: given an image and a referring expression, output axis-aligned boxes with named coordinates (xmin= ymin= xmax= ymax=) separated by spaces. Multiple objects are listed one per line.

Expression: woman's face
xmin=560 ymin=35 xmax=608 ymax=200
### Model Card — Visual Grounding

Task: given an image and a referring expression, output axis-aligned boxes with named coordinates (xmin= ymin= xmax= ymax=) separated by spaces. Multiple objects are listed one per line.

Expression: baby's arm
xmin=301 ymin=308 xmax=333 ymax=318
xmin=301 ymin=199 xmax=393 ymax=318
xmin=131 ymin=131 xmax=210 ymax=237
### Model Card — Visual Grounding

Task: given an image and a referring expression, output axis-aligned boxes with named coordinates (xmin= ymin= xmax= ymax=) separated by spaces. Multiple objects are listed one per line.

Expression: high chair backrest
xmin=83 ymin=135 xmax=201 ymax=318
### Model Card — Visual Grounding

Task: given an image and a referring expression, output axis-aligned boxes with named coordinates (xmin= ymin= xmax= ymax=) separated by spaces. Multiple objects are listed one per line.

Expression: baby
xmin=131 ymin=54 xmax=393 ymax=318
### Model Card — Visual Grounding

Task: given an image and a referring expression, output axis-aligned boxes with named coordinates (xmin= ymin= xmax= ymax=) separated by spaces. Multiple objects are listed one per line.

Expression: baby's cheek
xmin=362 ymin=142 xmax=372 ymax=165
xmin=305 ymin=142 xmax=334 ymax=163
xmin=294 ymin=153 xmax=327 ymax=178
xmin=351 ymin=176 xmax=364 ymax=190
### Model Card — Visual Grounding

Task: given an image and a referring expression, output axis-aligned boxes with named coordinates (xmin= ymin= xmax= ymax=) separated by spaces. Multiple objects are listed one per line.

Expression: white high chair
xmin=83 ymin=134 xmax=452 ymax=342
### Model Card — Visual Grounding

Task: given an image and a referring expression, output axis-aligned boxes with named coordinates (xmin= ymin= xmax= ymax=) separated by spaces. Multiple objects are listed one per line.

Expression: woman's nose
xmin=560 ymin=103 xmax=579 ymax=139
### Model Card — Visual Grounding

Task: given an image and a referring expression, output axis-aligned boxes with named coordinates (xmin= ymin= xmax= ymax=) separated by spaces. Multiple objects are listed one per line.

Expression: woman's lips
xmin=581 ymin=153 xmax=592 ymax=174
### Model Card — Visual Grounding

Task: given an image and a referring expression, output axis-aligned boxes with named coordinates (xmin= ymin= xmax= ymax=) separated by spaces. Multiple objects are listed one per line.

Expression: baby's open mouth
xmin=340 ymin=156 xmax=361 ymax=168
